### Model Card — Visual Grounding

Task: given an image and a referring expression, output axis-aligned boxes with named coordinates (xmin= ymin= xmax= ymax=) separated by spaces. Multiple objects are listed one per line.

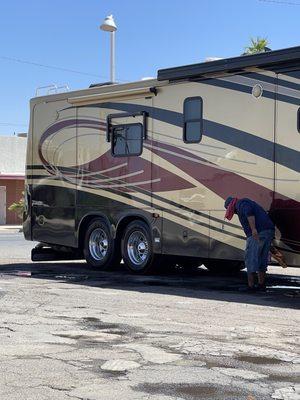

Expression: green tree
xmin=8 ymin=192 xmax=25 ymax=220
xmin=244 ymin=37 xmax=271 ymax=55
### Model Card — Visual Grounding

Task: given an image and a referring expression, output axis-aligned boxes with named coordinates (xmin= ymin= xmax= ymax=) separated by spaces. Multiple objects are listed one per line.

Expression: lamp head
xmin=100 ymin=15 xmax=117 ymax=32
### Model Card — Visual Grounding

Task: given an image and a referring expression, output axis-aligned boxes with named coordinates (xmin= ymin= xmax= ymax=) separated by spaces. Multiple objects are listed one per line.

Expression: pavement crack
xmin=66 ymin=394 xmax=87 ymax=400
xmin=31 ymin=384 xmax=70 ymax=392
xmin=0 ymin=326 xmax=15 ymax=332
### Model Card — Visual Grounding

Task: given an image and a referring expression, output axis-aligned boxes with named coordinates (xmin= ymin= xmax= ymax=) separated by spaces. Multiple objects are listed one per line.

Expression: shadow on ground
xmin=0 ymin=261 xmax=299 ymax=309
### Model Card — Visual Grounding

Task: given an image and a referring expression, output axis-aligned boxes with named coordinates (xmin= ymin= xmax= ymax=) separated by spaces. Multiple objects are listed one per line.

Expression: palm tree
xmin=244 ymin=37 xmax=271 ymax=55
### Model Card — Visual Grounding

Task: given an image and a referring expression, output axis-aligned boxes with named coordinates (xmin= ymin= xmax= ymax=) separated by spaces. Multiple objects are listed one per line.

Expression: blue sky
xmin=0 ymin=0 xmax=299 ymax=135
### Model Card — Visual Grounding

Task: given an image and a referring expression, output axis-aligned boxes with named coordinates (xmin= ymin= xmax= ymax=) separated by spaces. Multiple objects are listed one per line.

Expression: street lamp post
xmin=100 ymin=15 xmax=117 ymax=83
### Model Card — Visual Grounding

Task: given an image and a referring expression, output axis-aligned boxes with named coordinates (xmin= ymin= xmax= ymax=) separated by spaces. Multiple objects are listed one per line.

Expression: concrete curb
xmin=0 ymin=225 xmax=22 ymax=233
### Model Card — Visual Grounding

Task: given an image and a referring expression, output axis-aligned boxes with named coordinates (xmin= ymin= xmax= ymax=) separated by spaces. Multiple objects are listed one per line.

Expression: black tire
xmin=83 ymin=218 xmax=121 ymax=269
xmin=122 ymin=220 xmax=160 ymax=274
xmin=204 ymin=260 xmax=244 ymax=274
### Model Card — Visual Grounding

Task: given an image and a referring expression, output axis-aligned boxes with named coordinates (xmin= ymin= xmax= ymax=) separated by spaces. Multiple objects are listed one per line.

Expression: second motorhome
xmin=24 ymin=46 xmax=300 ymax=273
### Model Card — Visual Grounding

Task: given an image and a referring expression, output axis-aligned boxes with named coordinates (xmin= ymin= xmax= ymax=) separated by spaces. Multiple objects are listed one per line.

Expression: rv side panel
xmin=74 ymin=96 xmax=162 ymax=253
xmin=151 ymin=71 xmax=276 ymax=261
xmin=273 ymin=68 xmax=300 ymax=266
xmin=29 ymin=100 xmax=77 ymax=247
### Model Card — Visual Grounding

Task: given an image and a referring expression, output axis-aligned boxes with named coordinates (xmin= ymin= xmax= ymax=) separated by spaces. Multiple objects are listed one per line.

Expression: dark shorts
xmin=245 ymin=229 xmax=274 ymax=273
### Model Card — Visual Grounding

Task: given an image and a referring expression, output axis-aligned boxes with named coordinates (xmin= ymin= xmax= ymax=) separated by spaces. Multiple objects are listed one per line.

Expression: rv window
xmin=112 ymin=123 xmax=143 ymax=157
xmin=183 ymin=97 xmax=203 ymax=143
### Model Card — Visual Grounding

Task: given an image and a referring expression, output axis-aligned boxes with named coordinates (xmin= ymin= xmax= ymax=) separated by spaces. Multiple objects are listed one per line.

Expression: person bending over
xmin=224 ymin=197 xmax=275 ymax=292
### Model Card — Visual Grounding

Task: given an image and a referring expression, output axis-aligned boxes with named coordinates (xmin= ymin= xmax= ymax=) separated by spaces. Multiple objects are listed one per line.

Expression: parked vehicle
xmin=24 ymin=46 xmax=300 ymax=273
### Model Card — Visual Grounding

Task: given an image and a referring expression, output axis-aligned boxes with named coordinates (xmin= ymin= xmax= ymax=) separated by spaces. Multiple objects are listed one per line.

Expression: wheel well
xmin=116 ymin=215 xmax=150 ymax=242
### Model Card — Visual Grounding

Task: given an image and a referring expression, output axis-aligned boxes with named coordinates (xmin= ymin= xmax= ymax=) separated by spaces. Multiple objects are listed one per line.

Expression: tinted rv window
xmin=112 ymin=123 xmax=143 ymax=157
xmin=183 ymin=97 xmax=203 ymax=143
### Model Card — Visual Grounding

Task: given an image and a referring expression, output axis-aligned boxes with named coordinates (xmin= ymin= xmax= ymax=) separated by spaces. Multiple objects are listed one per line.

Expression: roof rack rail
xmin=89 ymin=81 xmax=115 ymax=88
xmin=35 ymin=84 xmax=70 ymax=97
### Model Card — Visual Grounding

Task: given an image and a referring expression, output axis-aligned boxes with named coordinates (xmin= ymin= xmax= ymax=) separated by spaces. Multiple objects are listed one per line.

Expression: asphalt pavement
xmin=0 ymin=230 xmax=36 ymax=259
xmin=0 ymin=230 xmax=299 ymax=400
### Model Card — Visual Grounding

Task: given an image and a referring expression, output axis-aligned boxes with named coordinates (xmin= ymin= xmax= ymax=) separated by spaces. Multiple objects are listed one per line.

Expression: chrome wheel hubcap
xmin=89 ymin=228 xmax=108 ymax=261
xmin=127 ymin=231 xmax=149 ymax=267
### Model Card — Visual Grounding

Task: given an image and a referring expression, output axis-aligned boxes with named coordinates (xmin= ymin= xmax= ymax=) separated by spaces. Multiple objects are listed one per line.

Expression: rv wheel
xmin=205 ymin=260 xmax=244 ymax=274
xmin=84 ymin=219 xmax=121 ymax=269
xmin=122 ymin=220 xmax=159 ymax=274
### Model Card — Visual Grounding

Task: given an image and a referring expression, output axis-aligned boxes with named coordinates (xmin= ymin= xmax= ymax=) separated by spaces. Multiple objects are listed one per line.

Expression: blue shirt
xmin=236 ymin=198 xmax=275 ymax=237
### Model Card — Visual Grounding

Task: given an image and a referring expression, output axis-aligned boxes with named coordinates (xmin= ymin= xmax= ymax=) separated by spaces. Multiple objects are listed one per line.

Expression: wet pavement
xmin=0 ymin=232 xmax=299 ymax=399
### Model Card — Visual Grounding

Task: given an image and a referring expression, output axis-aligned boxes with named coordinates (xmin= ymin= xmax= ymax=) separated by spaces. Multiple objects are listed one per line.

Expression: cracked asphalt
xmin=0 ymin=230 xmax=299 ymax=400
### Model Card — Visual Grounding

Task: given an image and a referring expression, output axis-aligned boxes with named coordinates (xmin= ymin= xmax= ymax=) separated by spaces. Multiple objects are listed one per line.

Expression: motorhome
xmin=24 ymin=46 xmax=300 ymax=273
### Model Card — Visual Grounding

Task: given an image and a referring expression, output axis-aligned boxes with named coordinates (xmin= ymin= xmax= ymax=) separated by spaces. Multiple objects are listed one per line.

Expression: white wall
xmin=0 ymin=136 xmax=27 ymax=174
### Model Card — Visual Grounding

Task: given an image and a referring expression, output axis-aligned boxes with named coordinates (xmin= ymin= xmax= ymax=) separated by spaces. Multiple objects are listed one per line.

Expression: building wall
xmin=0 ymin=178 xmax=24 ymax=225
xmin=0 ymin=136 xmax=27 ymax=225
xmin=0 ymin=137 xmax=27 ymax=175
